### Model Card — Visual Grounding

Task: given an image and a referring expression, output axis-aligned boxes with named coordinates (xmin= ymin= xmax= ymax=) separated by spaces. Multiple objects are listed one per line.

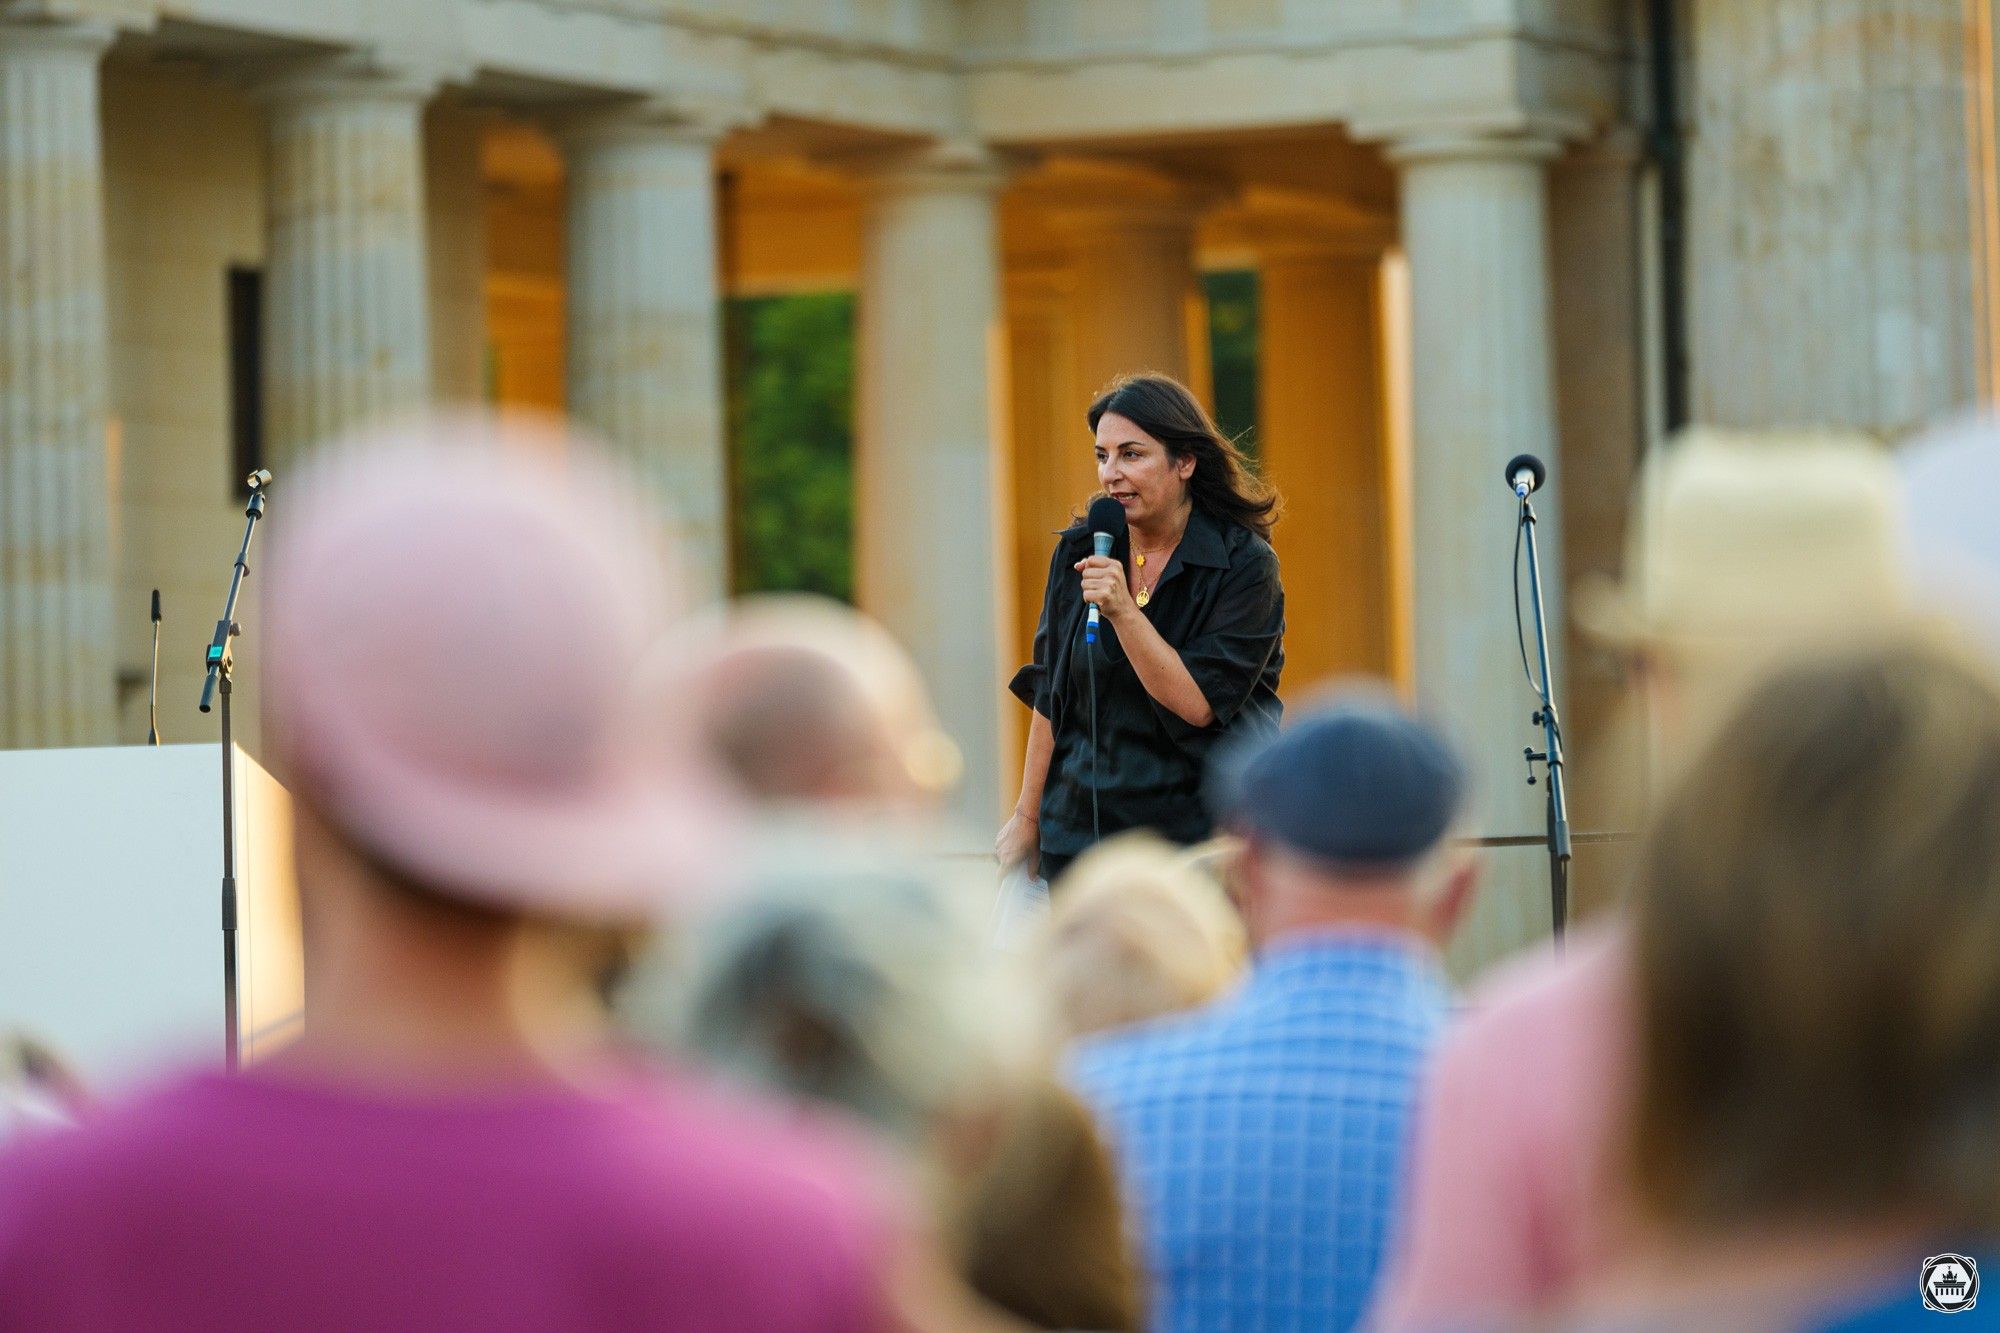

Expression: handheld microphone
xmin=148 ymin=590 xmax=161 ymax=747
xmin=1504 ymin=453 xmax=1547 ymax=499
xmin=1084 ymin=495 xmax=1127 ymax=645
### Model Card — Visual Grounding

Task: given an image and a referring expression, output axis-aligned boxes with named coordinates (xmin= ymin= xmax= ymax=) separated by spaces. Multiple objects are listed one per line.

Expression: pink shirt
xmin=0 ymin=1066 xmax=889 ymax=1332
xmin=1369 ymin=925 xmax=1635 ymax=1329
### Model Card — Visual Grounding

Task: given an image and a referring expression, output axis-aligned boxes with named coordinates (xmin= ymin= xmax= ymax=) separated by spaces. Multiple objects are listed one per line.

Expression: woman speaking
xmin=998 ymin=374 xmax=1285 ymax=885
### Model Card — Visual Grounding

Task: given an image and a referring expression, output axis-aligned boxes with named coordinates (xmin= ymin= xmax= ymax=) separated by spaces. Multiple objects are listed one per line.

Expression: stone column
xmin=856 ymin=146 xmax=1012 ymax=833
xmin=0 ymin=19 xmax=115 ymax=747
xmin=1255 ymin=227 xmax=1394 ymax=693
xmin=1032 ymin=159 xmax=1214 ymax=518
xmin=259 ymin=61 xmax=433 ymax=463
xmin=562 ymin=112 xmax=728 ymax=601
xmin=1549 ymin=133 xmax=1648 ymax=917
xmin=1388 ymin=131 xmax=1563 ymax=955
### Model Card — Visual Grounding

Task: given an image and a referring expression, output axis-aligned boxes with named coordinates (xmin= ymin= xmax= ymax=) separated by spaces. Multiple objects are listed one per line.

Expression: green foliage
xmin=722 ymin=278 xmax=1263 ymax=601
xmin=1204 ymin=269 xmax=1259 ymax=460
xmin=726 ymin=292 xmax=857 ymax=601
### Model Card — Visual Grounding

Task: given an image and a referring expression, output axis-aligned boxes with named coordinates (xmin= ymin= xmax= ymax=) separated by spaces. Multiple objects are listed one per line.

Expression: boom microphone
xmin=1504 ymin=453 xmax=1546 ymax=498
xmin=1084 ymin=495 xmax=1127 ymax=645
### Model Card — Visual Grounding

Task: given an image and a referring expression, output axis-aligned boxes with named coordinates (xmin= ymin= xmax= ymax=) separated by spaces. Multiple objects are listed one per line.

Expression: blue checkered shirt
xmin=1068 ymin=931 xmax=1452 ymax=1333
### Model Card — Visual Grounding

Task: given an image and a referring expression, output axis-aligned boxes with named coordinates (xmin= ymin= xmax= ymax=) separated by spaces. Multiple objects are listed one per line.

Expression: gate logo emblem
xmin=1922 ymin=1254 xmax=1980 ymax=1314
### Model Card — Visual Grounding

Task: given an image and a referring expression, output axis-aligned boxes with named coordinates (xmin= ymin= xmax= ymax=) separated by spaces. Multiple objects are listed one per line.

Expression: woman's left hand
xmin=1076 ymin=554 xmax=1136 ymax=623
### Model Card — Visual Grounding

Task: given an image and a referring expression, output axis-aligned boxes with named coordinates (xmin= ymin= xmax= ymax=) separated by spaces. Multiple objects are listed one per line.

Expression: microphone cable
xmin=1511 ymin=496 xmax=1567 ymax=752
xmin=1512 ymin=499 xmax=1540 ymax=693
xmin=1088 ymin=620 xmax=1100 ymax=843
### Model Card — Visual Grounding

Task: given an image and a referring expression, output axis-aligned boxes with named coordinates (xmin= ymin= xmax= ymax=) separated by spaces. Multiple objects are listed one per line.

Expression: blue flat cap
xmin=1208 ymin=695 xmax=1466 ymax=867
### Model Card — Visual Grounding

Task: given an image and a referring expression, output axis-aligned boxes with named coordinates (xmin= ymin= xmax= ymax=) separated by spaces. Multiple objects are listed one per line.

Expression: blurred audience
xmin=1071 ymin=694 xmax=1478 ymax=1333
xmin=620 ymin=838 xmax=1143 ymax=1332
xmin=1372 ymin=430 xmax=1908 ymax=1329
xmin=681 ymin=594 xmax=963 ymax=812
xmin=0 ymin=418 xmax=892 ymax=1332
xmin=1038 ymin=832 xmax=1246 ymax=1041
xmin=961 ymin=1076 xmax=1138 ymax=1331
xmin=1576 ymin=634 xmax=2000 ymax=1326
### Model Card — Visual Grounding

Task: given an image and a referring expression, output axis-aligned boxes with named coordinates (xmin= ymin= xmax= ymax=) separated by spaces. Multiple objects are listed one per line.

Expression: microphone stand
xmin=147 ymin=590 xmax=161 ymax=747
xmin=199 ymin=476 xmax=269 ymax=1071
xmin=1516 ymin=489 xmax=1573 ymax=939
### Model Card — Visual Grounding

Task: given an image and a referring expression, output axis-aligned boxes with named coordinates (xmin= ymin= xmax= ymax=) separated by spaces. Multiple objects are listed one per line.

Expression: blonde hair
xmin=1040 ymin=834 xmax=1247 ymax=1041
xmin=1629 ymin=631 xmax=2000 ymax=1232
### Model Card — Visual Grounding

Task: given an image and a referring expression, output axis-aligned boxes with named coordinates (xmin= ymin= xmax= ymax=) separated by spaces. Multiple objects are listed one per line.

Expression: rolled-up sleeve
xmin=1154 ymin=545 xmax=1283 ymax=740
xmin=1008 ymin=539 xmax=1067 ymax=717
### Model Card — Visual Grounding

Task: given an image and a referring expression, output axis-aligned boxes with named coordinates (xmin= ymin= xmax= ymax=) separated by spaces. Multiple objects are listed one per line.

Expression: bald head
xmin=687 ymin=596 xmax=961 ymax=810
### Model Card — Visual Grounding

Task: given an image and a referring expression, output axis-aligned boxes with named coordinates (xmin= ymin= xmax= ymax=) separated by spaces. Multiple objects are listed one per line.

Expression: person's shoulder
xmin=606 ymin=1070 xmax=896 ymax=1244
xmin=1211 ymin=514 xmax=1279 ymax=572
xmin=1465 ymin=922 xmax=1630 ymax=1027
xmin=0 ymin=1070 xmax=228 ymax=1234
xmin=1067 ymin=1006 xmax=1229 ymax=1101
xmin=536 ymin=1073 xmax=896 ymax=1327
xmin=1432 ymin=923 xmax=1633 ymax=1097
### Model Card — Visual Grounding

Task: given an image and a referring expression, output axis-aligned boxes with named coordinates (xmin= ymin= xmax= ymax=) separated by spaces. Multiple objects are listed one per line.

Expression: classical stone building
xmin=2 ymin=0 xmax=1989 ymax=962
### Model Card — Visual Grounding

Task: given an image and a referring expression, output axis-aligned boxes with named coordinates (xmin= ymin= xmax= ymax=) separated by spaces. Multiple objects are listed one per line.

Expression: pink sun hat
xmin=260 ymin=412 xmax=732 ymax=922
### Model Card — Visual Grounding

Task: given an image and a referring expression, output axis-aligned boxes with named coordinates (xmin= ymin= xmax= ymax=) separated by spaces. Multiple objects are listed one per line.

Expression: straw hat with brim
xmin=262 ymin=415 xmax=733 ymax=923
xmin=1574 ymin=430 xmax=1908 ymax=657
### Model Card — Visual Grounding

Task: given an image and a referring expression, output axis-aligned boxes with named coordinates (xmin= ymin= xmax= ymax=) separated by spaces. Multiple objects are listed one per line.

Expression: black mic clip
xmin=1504 ymin=452 xmax=1547 ymax=499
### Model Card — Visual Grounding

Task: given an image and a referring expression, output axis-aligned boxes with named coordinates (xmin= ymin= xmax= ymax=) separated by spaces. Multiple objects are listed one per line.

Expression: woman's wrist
xmin=1012 ymin=806 xmax=1039 ymax=824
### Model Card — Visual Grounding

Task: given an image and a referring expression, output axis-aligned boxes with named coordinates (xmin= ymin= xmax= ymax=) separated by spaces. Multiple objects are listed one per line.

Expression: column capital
xmin=0 ymin=13 xmax=114 ymax=57
xmin=243 ymin=53 xmax=442 ymax=109
xmin=1012 ymin=155 xmax=1225 ymax=240
xmin=1379 ymin=128 xmax=1567 ymax=169
xmin=1556 ymin=125 xmax=1647 ymax=170
xmin=1210 ymin=185 xmax=1395 ymax=264
xmin=552 ymin=95 xmax=754 ymax=153
xmin=844 ymin=140 xmax=1015 ymax=198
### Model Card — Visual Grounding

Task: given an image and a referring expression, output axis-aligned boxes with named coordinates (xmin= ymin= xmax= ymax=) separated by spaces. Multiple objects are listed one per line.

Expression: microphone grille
xmin=1086 ymin=494 xmax=1127 ymax=537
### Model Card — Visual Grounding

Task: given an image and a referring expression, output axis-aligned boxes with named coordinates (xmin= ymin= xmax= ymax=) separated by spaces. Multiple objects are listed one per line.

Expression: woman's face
xmin=1095 ymin=412 xmax=1194 ymax=531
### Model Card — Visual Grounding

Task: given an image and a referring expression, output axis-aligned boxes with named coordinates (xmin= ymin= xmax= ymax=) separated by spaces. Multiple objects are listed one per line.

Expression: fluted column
xmin=1389 ymin=131 xmax=1562 ymax=938
xmin=856 ymin=146 xmax=1011 ymax=833
xmin=562 ymin=113 xmax=728 ymax=600
xmin=0 ymin=19 xmax=115 ymax=747
xmin=259 ymin=62 xmax=433 ymax=462
xmin=1255 ymin=226 xmax=1395 ymax=693
xmin=1029 ymin=159 xmax=1215 ymax=515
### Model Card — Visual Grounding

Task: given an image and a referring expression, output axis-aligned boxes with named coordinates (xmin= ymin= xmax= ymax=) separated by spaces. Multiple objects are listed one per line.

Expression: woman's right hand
xmin=995 ymin=810 xmax=1040 ymax=875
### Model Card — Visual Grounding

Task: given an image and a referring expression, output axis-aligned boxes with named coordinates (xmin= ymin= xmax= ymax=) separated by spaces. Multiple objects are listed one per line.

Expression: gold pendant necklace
xmin=1134 ymin=546 xmax=1168 ymax=609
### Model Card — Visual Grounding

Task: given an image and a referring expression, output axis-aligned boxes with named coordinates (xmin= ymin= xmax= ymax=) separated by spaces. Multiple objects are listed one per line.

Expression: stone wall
xmin=101 ymin=68 xmax=489 ymax=754
xmin=1684 ymin=0 xmax=1984 ymax=434
xmin=103 ymin=67 xmax=266 ymax=749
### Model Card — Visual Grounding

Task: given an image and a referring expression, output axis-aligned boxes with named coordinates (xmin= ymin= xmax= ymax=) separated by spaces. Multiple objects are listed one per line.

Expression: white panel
xmin=0 ymin=744 xmax=301 ymax=1089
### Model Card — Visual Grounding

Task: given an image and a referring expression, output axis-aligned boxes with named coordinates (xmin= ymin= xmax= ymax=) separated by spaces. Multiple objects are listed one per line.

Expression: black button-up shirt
xmin=1009 ymin=505 xmax=1285 ymax=854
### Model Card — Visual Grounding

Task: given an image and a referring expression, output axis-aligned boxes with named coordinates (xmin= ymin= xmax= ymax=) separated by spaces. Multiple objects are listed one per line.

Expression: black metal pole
xmin=1519 ymin=496 xmax=1573 ymax=938
xmin=220 ymin=673 xmax=239 ymax=1071
xmin=201 ymin=474 xmax=268 ymax=1070
xmin=1647 ymin=0 xmax=1689 ymax=433
xmin=148 ymin=590 xmax=161 ymax=747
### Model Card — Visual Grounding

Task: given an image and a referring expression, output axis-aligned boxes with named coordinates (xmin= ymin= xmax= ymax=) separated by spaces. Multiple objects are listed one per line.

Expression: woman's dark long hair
xmin=1086 ymin=374 xmax=1279 ymax=542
